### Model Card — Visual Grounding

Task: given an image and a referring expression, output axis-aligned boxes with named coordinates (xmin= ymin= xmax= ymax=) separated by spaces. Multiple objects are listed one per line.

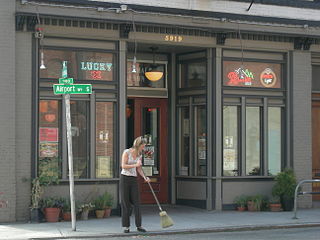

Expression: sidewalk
xmin=1 ymin=205 xmax=320 ymax=240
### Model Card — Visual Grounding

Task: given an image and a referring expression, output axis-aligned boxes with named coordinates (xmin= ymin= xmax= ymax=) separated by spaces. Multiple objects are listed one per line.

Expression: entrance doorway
xmin=127 ymin=97 xmax=168 ymax=204
xmin=312 ymin=98 xmax=320 ymax=201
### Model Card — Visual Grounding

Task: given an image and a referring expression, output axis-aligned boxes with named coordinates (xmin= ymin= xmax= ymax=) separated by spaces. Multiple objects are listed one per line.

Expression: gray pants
xmin=120 ymin=174 xmax=142 ymax=228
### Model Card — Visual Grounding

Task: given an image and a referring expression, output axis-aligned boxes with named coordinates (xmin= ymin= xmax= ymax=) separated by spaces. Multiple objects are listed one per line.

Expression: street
xmin=55 ymin=227 xmax=320 ymax=240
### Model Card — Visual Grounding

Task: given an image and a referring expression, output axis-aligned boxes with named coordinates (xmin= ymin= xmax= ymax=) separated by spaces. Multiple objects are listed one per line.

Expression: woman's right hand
xmin=136 ymin=159 xmax=142 ymax=167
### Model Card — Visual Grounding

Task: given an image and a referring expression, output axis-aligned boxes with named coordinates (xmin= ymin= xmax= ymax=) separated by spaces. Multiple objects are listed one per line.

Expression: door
xmin=312 ymin=99 xmax=320 ymax=201
xmin=128 ymin=98 xmax=168 ymax=204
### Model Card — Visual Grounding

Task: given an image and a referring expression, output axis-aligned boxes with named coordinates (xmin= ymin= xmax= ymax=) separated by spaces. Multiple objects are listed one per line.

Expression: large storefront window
xmin=70 ymin=101 xmax=89 ymax=179
xmin=223 ymin=106 xmax=239 ymax=176
xmin=178 ymin=107 xmax=190 ymax=175
xmin=38 ymin=46 xmax=117 ymax=180
xmin=179 ymin=60 xmax=207 ymax=88
xmin=39 ymin=100 xmax=61 ymax=179
xmin=196 ymin=106 xmax=207 ymax=176
xmin=268 ymin=107 xmax=282 ymax=175
xmin=246 ymin=107 xmax=261 ymax=176
xmin=96 ymin=102 xmax=114 ymax=178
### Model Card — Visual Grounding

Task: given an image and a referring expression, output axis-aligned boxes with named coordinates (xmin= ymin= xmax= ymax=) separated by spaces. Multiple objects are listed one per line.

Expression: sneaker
xmin=123 ymin=227 xmax=130 ymax=233
xmin=137 ymin=227 xmax=147 ymax=232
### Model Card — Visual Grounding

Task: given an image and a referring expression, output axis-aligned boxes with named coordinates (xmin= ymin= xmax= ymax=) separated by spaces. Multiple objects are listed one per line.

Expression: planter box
xmin=269 ymin=203 xmax=282 ymax=212
xmin=44 ymin=208 xmax=61 ymax=222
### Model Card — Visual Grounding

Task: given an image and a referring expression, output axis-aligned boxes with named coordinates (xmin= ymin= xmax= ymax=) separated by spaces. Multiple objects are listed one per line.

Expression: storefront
xmin=3 ymin=0 xmax=318 ymax=222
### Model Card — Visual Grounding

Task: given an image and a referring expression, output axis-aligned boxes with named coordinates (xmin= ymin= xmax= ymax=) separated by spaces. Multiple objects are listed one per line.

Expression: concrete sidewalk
xmin=1 ymin=205 xmax=320 ymax=240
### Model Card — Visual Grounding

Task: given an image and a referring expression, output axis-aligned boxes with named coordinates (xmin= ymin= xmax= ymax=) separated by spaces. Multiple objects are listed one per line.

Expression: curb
xmin=30 ymin=222 xmax=320 ymax=239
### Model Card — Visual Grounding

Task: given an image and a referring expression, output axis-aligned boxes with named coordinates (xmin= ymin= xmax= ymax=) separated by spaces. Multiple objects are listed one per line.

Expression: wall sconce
xmin=145 ymin=47 xmax=163 ymax=82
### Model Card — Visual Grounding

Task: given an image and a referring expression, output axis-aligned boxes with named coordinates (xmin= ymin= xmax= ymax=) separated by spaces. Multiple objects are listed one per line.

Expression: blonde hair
xmin=132 ymin=136 xmax=147 ymax=154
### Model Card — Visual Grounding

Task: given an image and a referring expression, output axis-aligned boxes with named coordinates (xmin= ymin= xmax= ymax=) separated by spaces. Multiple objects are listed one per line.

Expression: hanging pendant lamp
xmin=145 ymin=47 xmax=163 ymax=82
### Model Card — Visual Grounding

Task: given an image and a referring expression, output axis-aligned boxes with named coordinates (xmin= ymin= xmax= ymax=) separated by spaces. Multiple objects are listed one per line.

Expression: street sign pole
xmin=55 ymin=61 xmax=92 ymax=231
xmin=61 ymin=61 xmax=76 ymax=231
xmin=64 ymin=93 xmax=76 ymax=231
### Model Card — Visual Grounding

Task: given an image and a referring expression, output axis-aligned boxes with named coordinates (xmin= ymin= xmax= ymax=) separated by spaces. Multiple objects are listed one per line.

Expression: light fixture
xmin=145 ymin=47 xmax=163 ymax=82
xmin=40 ymin=50 xmax=46 ymax=69
xmin=132 ymin=56 xmax=137 ymax=73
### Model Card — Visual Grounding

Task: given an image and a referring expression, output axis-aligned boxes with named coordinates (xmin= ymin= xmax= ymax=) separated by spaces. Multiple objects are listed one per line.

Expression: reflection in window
xmin=179 ymin=107 xmax=190 ymax=175
xmin=196 ymin=106 xmax=207 ymax=176
xmin=127 ymin=61 xmax=166 ymax=88
xmin=70 ymin=101 xmax=89 ymax=179
xmin=268 ymin=107 xmax=282 ymax=175
xmin=223 ymin=106 xmax=239 ymax=176
xmin=38 ymin=100 xmax=61 ymax=180
xmin=143 ymin=108 xmax=159 ymax=175
xmin=246 ymin=107 xmax=261 ymax=175
xmin=96 ymin=102 xmax=114 ymax=178
xmin=180 ymin=61 xmax=206 ymax=88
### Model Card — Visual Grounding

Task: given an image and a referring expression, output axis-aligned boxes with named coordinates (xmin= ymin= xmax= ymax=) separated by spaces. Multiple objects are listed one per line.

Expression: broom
xmin=145 ymin=179 xmax=174 ymax=228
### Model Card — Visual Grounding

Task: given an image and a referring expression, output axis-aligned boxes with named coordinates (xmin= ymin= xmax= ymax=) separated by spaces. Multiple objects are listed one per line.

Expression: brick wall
xmin=0 ymin=0 xmax=16 ymax=222
xmin=292 ymin=51 xmax=313 ymax=208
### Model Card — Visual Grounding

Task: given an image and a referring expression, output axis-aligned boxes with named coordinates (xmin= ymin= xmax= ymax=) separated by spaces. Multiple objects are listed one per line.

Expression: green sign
xmin=59 ymin=78 xmax=74 ymax=84
xmin=53 ymin=84 xmax=92 ymax=95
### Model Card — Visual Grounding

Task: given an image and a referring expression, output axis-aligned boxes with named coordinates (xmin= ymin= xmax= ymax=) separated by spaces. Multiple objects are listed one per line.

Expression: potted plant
xmin=247 ymin=195 xmax=264 ymax=211
xmin=40 ymin=197 xmax=63 ymax=222
xmin=29 ymin=157 xmax=60 ymax=222
xmin=93 ymin=195 xmax=105 ymax=219
xmin=102 ymin=192 xmax=113 ymax=218
xmin=78 ymin=202 xmax=94 ymax=220
xmin=272 ymin=168 xmax=298 ymax=211
xmin=269 ymin=196 xmax=282 ymax=212
xmin=234 ymin=195 xmax=248 ymax=211
xmin=62 ymin=198 xmax=71 ymax=221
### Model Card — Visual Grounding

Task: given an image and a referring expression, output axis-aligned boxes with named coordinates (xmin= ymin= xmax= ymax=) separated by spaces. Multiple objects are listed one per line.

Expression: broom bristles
xmin=159 ymin=211 xmax=174 ymax=228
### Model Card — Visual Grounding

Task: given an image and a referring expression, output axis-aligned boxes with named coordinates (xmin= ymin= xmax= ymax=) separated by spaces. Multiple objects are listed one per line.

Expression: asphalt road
xmin=54 ymin=227 xmax=320 ymax=240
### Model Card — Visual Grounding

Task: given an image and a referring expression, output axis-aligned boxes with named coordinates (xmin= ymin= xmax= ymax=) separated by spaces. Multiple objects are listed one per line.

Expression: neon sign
xmin=227 ymin=67 xmax=254 ymax=86
xmin=260 ymin=68 xmax=277 ymax=88
xmin=80 ymin=61 xmax=113 ymax=80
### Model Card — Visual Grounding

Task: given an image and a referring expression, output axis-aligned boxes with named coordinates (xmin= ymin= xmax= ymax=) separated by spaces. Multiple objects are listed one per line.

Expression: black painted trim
xmin=232 ymin=0 xmax=320 ymax=10
xmin=22 ymin=0 xmax=320 ymax=27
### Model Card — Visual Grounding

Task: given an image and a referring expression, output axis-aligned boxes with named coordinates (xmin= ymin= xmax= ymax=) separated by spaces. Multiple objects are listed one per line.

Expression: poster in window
xmin=39 ymin=142 xmax=58 ymax=158
xmin=96 ymin=156 xmax=113 ymax=178
xmin=223 ymin=149 xmax=236 ymax=171
xmin=142 ymin=166 xmax=153 ymax=177
xmin=39 ymin=127 xmax=58 ymax=142
xmin=143 ymin=146 xmax=155 ymax=166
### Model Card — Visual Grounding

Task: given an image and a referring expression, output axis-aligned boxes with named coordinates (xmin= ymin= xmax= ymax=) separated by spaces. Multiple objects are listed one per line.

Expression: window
xmin=223 ymin=106 xmax=239 ymax=176
xmin=268 ymin=107 xmax=282 ymax=175
xmin=223 ymin=61 xmax=282 ymax=88
xmin=127 ymin=60 xmax=166 ymax=88
xmin=179 ymin=60 xmax=207 ymax=88
xmin=39 ymin=100 xmax=61 ymax=178
xmin=246 ymin=107 xmax=261 ymax=176
xmin=38 ymin=47 xmax=117 ymax=180
xmin=178 ymin=105 xmax=207 ymax=176
xmin=96 ymin=102 xmax=114 ymax=178
xmin=312 ymin=65 xmax=320 ymax=91
xmin=40 ymin=49 xmax=114 ymax=81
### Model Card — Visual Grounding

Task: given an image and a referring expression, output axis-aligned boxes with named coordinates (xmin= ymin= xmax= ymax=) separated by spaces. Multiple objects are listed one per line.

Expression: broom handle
xmin=140 ymin=167 xmax=163 ymax=212
xmin=146 ymin=181 xmax=163 ymax=212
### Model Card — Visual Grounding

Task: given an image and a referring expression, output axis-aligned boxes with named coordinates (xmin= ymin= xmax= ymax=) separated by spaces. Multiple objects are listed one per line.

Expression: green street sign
xmin=53 ymin=84 xmax=92 ymax=95
xmin=59 ymin=78 xmax=74 ymax=84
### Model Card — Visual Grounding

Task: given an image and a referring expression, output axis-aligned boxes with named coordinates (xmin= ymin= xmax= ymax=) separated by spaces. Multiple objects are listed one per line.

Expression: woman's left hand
xmin=144 ymin=177 xmax=151 ymax=183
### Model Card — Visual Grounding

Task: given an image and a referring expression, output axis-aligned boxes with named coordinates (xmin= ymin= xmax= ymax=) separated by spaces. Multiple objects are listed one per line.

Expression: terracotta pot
xmin=44 ymin=208 xmax=60 ymax=222
xmin=95 ymin=210 xmax=105 ymax=219
xmin=269 ymin=203 xmax=282 ymax=212
xmin=81 ymin=209 xmax=89 ymax=220
xmin=247 ymin=201 xmax=257 ymax=211
xmin=104 ymin=208 xmax=112 ymax=218
xmin=237 ymin=206 xmax=246 ymax=211
xmin=63 ymin=212 xmax=71 ymax=221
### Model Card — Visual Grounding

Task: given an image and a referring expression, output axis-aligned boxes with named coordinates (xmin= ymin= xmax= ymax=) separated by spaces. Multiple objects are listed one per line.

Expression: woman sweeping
xmin=120 ymin=136 xmax=150 ymax=233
